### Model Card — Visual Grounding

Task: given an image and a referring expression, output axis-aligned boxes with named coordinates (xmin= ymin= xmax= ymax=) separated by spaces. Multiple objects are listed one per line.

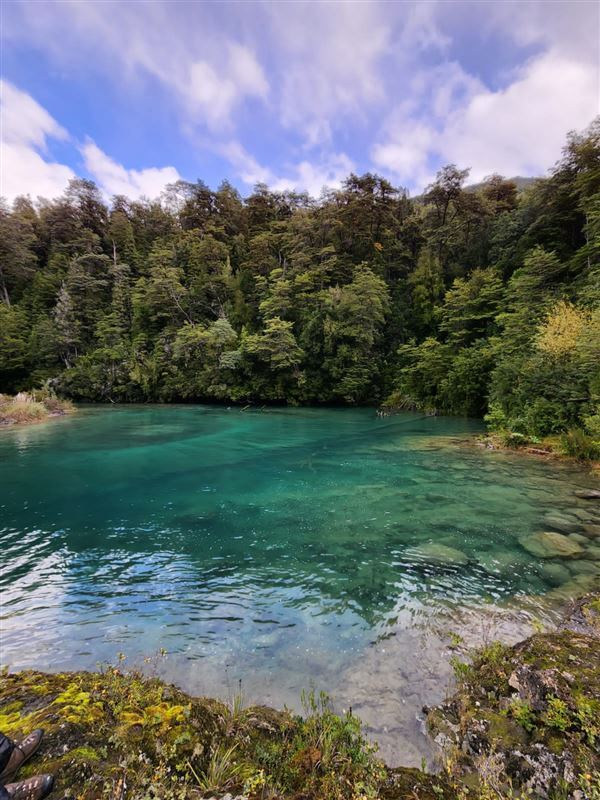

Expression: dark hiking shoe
xmin=0 ymin=731 xmax=44 ymax=782
xmin=4 ymin=775 xmax=54 ymax=800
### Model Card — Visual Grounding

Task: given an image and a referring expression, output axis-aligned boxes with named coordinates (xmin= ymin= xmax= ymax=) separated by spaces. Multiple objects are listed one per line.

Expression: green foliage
xmin=483 ymin=403 xmax=508 ymax=431
xmin=560 ymin=428 xmax=600 ymax=461
xmin=543 ymin=696 xmax=571 ymax=732
xmin=275 ymin=689 xmax=386 ymax=799
xmin=508 ymin=699 xmax=535 ymax=732
xmin=1 ymin=121 xmax=598 ymax=429
xmin=188 ymin=743 xmax=253 ymax=794
xmin=0 ymin=390 xmax=74 ymax=425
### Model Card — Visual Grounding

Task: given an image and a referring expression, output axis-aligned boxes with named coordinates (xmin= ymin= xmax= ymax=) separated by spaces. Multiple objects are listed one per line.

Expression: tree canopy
xmin=1 ymin=120 xmax=598 ymax=440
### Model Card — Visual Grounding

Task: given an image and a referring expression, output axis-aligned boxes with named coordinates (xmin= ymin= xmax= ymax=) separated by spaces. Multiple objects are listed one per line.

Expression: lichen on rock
xmin=426 ymin=594 xmax=600 ymax=798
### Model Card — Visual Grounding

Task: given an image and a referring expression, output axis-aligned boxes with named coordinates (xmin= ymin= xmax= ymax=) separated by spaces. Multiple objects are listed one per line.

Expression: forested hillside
xmin=1 ymin=122 xmax=598 ymax=443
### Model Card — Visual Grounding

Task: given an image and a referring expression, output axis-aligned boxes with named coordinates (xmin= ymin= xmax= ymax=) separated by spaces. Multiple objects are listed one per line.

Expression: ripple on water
xmin=0 ymin=406 xmax=598 ymax=765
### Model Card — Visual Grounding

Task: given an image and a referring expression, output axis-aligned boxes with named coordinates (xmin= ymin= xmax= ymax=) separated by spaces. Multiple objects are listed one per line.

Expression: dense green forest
xmin=1 ymin=121 xmax=599 ymax=444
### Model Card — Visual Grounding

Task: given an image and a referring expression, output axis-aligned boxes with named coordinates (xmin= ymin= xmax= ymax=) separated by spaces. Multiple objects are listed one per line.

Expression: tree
xmin=0 ymin=304 xmax=29 ymax=390
xmin=438 ymin=268 xmax=504 ymax=348
xmin=243 ymin=317 xmax=303 ymax=371
xmin=322 ymin=265 xmax=390 ymax=402
xmin=0 ymin=120 xmax=597 ymax=435
xmin=0 ymin=200 xmax=38 ymax=305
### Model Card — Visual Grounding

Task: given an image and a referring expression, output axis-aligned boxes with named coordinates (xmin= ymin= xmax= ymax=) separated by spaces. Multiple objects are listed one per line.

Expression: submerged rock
xmin=568 ymin=532 xmax=589 ymax=546
xmin=547 ymin=574 xmax=600 ymax=602
xmin=587 ymin=544 xmax=600 ymax=561
xmin=574 ymin=489 xmax=600 ymax=500
xmin=477 ymin=551 xmax=528 ymax=575
xmin=543 ymin=514 xmax=581 ymax=534
xmin=408 ymin=542 xmax=469 ymax=565
xmin=567 ymin=559 xmax=600 ymax=576
xmin=540 ymin=562 xmax=571 ymax=587
xmin=519 ymin=531 xmax=584 ymax=558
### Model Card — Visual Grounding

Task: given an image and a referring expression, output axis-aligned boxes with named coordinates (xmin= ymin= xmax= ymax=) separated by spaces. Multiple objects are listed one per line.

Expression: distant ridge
xmin=466 ymin=175 xmax=540 ymax=193
xmin=412 ymin=175 xmax=540 ymax=201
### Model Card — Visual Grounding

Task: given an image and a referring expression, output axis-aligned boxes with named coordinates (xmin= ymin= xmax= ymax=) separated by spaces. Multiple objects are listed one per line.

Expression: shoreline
xmin=0 ymin=394 xmax=76 ymax=428
xmin=464 ymin=432 xmax=600 ymax=475
xmin=1 ymin=595 xmax=598 ymax=799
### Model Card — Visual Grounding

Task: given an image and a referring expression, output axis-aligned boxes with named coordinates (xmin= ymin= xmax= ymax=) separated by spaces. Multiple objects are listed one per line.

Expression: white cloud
xmin=3 ymin=0 xmax=598 ymax=195
xmin=372 ymin=48 xmax=599 ymax=189
xmin=0 ymin=80 xmax=181 ymax=202
xmin=1 ymin=142 xmax=75 ymax=202
xmin=186 ymin=44 xmax=268 ymax=129
xmin=220 ymin=141 xmax=272 ymax=186
xmin=267 ymin=2 xmax=390 ymax=144
xmin=5 ymin=2 xmax=268 ymax=132
xmin=371 ymin=124 xmax=435 ymax=190
xmin=440 ymin=50 xmax=599 ymax=181
xmin=272 ymin=153 xmax=355 ymax=197
xmin=222 ymin=140 xmax=354 ymax=196
xmin=1 ymin=79 xmax=69 ymax=148
xmin=0 ymin=80 xmax=75 ymax=201
xmin=228 ymin=43 xmax=269 ymax=100
xmin=81 ymin=140 xmax=181 ymax=199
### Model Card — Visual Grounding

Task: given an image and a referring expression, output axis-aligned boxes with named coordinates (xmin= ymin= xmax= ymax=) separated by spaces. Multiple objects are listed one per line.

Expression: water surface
xmin=1 ymin=406 xmax=599 ymax=764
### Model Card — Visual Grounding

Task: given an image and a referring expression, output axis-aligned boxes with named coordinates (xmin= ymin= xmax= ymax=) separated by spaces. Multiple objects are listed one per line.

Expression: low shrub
xmin=0 ymin=392 xmax=75 ymax=425
xmin=0 ymin=400 xmax=47 ymax=425
xmin=483 ymin=403 xmax=508 ymax=431
xmin=41 ymin=395 xmax=75 ymax=414
xmin=560 ymin=428 xmax=600 ymax=461
xmin=498 ymin=430 xmax=529 ymax=449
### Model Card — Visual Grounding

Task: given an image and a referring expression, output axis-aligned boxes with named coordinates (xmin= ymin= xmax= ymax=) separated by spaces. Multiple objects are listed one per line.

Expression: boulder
xmin=519 ymin=531 xmax=584 ymax=559
xmin=540 ymin=562 xmax=571 ymax=587
xmin=543 ymin=514 xmax=581 ymax=534
xmin=408 ymin=542 xmax=469 ymax=565
xmin=567 ymin=559 xmax=600 ymax=576
xmin=569 ymin=532 xmax=589 ymax=546
xmin=571 ymin=508 xmax=596 ymax=521
xmin=582 ymin=523 xmax=600 ymax=538
xmin=574 ymin=489 xmax=600 ymax=500
xmin=586 ymin=545 xmax=600 ymax=562
xmin=426 ymin=630 xmax=600 ymax=798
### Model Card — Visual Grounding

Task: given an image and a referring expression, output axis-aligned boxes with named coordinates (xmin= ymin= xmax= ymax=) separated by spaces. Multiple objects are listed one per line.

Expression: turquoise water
xmin=1 ymin=406 xmax=599 ymax=764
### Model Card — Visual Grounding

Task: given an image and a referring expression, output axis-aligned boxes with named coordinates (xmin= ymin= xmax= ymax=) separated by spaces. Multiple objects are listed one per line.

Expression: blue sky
xmin=1 ymin=0 xmax=598 ymax=202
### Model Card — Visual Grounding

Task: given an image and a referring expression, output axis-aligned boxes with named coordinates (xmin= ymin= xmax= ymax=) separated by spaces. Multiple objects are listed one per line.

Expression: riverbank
xmin=0 ymin=393 xmax=75 ymax=426
xmin=1 ymin=595 xmax=598 ymax=800
xmin=475 ymin=432 xmax=600 ymax=470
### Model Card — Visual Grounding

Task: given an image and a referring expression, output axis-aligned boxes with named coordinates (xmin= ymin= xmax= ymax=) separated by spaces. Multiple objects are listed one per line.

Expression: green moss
xmin=0 ymin=700 xmax=23 ymax=731
xmin=427 ymin=623 xmax=600 ymax=797
xmin=482 ymin=710 xmax=529 ymax=748
xmin=67 ymin=746 xmax=100 ymax=762
xmin=2 ymin=620 xmax=598 ymax=800
xmin=380 ymin=767 xmax=457 ymax=799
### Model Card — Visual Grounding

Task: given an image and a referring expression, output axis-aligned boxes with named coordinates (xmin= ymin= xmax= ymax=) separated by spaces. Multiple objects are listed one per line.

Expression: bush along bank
xmin=1 ymin=596 xmax=599 ymax=800
xmin=0 ymin=392 xmax=75 ymax=426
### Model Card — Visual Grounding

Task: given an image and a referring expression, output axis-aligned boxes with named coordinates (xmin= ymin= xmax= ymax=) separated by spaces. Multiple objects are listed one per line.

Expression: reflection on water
xmin=1 ymin=406 xmax=599 ymax=765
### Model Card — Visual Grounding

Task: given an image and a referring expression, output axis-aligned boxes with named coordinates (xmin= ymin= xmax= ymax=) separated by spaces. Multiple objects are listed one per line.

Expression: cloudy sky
xmin=1 ymin=0 xmax=599 ymax=202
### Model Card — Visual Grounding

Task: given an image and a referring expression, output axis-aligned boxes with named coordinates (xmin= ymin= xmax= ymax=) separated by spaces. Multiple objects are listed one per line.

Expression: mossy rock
xmin=426 ymin=623 xmax=600 ymax=797
xmin=519 ymin=530 xmax=584 ymax=558
xmin=0 ymin=668 xmax=400 ymax=799
xmin=380 ymin=767 xmax=457 ymax=799
xmin=0 ymin=669 xmax=223 ymax=799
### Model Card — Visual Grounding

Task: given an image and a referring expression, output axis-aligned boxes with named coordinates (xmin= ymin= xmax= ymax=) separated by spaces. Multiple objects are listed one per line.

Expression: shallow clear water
xmin=1 ymin=406 xmax=599 ymax=765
